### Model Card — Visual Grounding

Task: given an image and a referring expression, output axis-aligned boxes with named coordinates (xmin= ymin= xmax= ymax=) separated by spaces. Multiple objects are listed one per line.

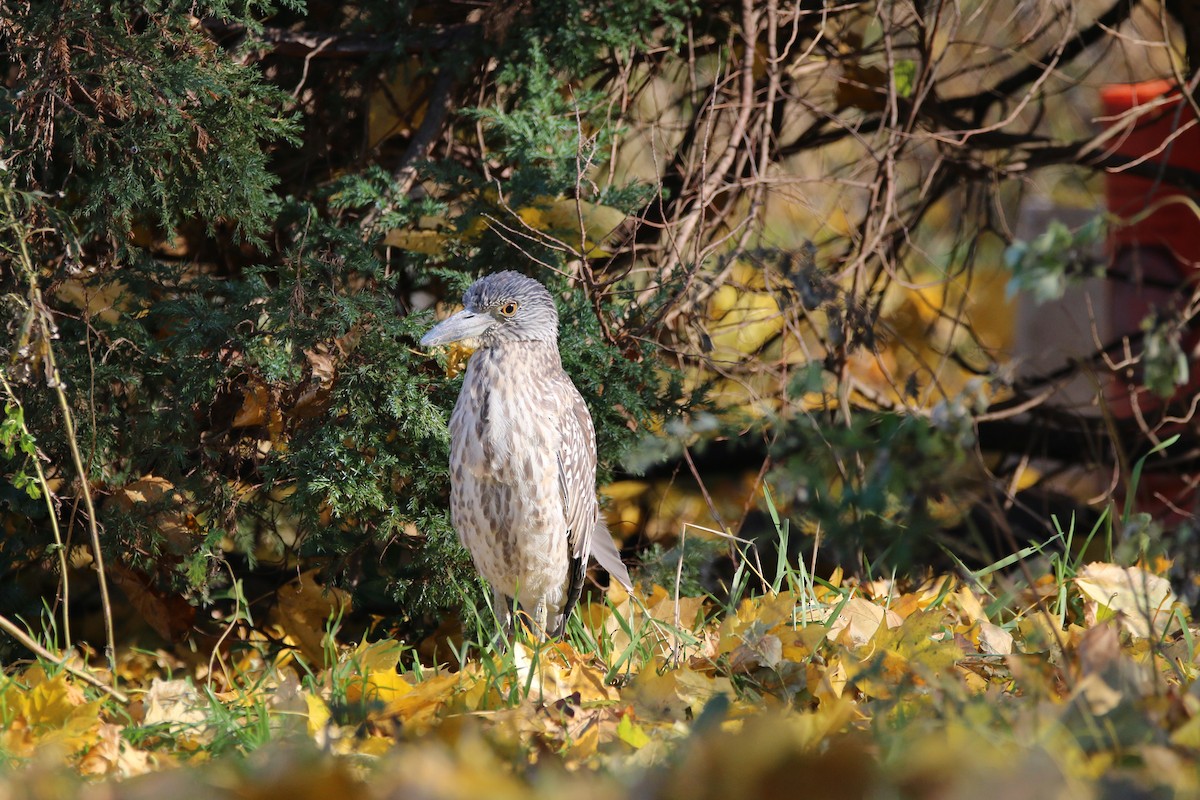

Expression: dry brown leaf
xmin=56 ymin=277 xmax=128 ymax=325
xmin=78 ymin=722 xmax=155 ymax=778
xmin=1076 ymin=562 xmax=1179 ymax=639
xmin=604 ymin=585 xmax=707 ymax=665
xmin=272 ymin=570 xmax=352 ymax=665
xmin=143 ymin=678 xmax=211 ymax=741
xmin=290 ymin=361 xmax=335 ymax=422
xmin=777 ymin=623 xmax=828 ymax=663
xmin=232 ymin=378 xmax=271 ymax=428
xmin=953 ymin=586 xmax=989 ymax=625
xmin=978 ymin=621 xmax=1014 ymax=656
xmin=109 ymin=565 xmax=197 ymax=642
xmin=1073 ymin=672 xmax=1123 ymax=716
xmin=727 ymin=628 xmax=783 ymax=673
xmin=110 ymin=475 xmax=198 ymax=554
xmin=382 ymin=228 xmax=451 ymax=256
xmin=382 ymin=673 xmax=463 ymax=734
xmin=367 ymin=56 xmax=430 ymax=148
xmin=826 ymin=597 xmax=902 ymax=648
xmin=511 ymin=643 xmax=619 ymax=707
xmin=630 ymin=660 xmax=733 ymax=722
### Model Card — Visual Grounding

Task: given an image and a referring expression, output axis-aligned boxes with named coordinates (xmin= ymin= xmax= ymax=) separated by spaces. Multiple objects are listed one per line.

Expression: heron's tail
xmin=590 ymin=520 xmax=633 ymax=590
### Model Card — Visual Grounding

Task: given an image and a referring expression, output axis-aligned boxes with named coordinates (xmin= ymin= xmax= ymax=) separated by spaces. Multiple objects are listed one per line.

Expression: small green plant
xmin=1003 ymin=216 xmax=1106 ymax=303
xmin=1140 ymin=314 xmax=1190 ymax=398
xmin=769 ymin=410 xmax=981 ymax=574
xmin=0 ymin=402 xmax=41 ymax=501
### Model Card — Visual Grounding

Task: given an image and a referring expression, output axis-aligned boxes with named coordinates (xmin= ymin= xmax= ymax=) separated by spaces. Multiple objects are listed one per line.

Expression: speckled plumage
xmin=421 ymin=271 xmax=632 ymax=638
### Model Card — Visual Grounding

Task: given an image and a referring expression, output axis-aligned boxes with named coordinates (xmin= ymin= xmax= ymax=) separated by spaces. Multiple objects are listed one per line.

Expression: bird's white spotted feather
xmin=433 ymin=271 xmax=630 ymax=638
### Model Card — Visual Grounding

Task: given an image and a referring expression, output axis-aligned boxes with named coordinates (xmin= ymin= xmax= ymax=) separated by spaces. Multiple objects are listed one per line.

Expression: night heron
xmin=420 ymin=271 xmax=632 ymax=639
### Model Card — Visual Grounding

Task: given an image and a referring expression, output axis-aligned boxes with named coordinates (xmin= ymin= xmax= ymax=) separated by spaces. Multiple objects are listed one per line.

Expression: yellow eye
xmin=498 ymin=301 xmax=519 ymax=317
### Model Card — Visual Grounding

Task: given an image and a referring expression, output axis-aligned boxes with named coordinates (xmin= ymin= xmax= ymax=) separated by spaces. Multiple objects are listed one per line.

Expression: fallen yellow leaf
xmin=1075 ymin=562 xmax=1179 ymax=639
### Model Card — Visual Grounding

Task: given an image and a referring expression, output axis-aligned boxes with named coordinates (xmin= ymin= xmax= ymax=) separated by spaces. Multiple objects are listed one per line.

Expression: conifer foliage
xmin=0 ymin=0 xmax=679 ymax=646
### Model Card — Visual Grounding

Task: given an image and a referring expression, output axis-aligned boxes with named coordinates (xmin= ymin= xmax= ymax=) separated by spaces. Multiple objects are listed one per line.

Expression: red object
xmin=1101 ymin=80 xmax=1200 ymax=520
xmin=1101 ymin=80 xmax=1200 ymax=270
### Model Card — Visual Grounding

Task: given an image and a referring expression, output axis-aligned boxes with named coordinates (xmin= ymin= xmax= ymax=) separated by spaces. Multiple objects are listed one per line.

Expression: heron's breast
xmin=452 ymin=351 xmax=563 ymax=473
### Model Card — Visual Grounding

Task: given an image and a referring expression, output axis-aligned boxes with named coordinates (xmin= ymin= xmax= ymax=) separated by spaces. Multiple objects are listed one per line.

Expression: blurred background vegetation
xmin=2 ymin=0 xmax=1198 ymax=657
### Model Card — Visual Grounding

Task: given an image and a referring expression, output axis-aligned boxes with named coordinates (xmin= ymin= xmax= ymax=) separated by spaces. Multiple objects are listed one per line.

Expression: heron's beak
xmin=420 ymin=309 xmax=496 ymax=348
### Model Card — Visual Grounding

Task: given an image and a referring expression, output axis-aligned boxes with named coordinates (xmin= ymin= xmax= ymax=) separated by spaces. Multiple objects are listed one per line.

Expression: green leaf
xmin=894 ymin=60 xmax=917 ymax=98
xmin=617 ymin=713 xmax=651 ymax=748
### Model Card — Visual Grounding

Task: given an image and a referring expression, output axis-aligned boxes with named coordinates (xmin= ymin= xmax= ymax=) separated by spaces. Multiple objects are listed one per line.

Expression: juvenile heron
xmin=420 ymin=271 xmax=632 ymax=638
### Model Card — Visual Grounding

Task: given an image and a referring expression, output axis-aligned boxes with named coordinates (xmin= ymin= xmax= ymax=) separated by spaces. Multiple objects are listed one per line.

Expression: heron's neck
xmin=472 ymin=339 xmax=563 ymax=374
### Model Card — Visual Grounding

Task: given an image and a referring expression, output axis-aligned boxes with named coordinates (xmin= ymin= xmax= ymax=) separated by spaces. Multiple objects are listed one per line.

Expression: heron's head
xmin=419 ymin=271 xmax=559 ymax=349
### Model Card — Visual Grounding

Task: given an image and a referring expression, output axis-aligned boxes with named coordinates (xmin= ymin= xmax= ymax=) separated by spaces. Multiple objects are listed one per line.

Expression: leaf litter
xmin=0 ymin=561 xmax=1198 ymax=798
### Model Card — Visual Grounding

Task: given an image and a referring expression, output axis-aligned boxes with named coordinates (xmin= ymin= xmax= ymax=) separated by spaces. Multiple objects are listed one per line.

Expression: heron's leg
xmin=493 ymin=588 xmax=513 ymax=649
xmin=533 ymin=597 xmax=548 ymax=641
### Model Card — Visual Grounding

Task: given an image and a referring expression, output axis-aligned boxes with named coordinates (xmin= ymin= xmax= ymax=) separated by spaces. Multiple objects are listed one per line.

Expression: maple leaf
xmin=0 ymin=674 xmax=104 ymax=759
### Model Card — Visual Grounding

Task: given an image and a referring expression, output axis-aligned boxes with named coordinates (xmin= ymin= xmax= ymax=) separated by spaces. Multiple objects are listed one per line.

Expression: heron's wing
xmin=556 ymin=382 xmax=632 ymax=593
xmin=553 ymin=383 xmax=599 ymax=632
xmin=557 ymin=385 xmax=598 ymax=562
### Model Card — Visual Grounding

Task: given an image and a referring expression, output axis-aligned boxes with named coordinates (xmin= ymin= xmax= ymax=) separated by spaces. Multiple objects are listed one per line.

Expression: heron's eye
xmin=498 ymin=301 xmax=519 ymax=317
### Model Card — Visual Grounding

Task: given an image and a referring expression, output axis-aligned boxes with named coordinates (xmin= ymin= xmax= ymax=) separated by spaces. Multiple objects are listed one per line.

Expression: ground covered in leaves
xmin=2 ymin=562 xmax=1198 ymax=799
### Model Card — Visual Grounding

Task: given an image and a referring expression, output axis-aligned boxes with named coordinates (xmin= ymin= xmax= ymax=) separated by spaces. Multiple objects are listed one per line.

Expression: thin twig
xmin=0 ymin=613 xmax=128 ymax=704
xmin=361 ymin=38 xmax=469 ymax=234
xmin=3 ymin=186 xmax=117 ymax=684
